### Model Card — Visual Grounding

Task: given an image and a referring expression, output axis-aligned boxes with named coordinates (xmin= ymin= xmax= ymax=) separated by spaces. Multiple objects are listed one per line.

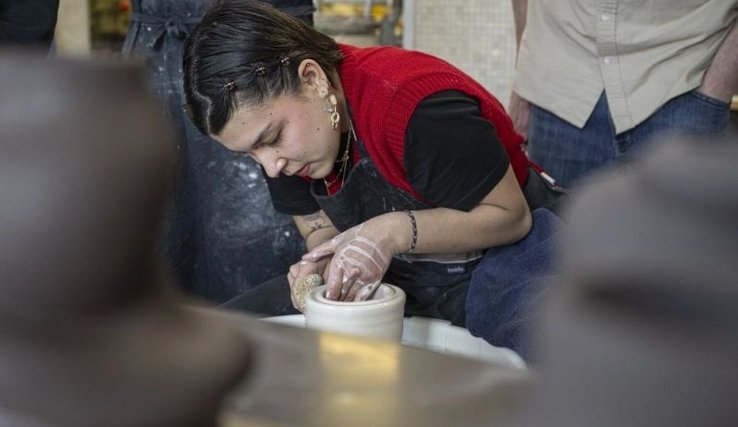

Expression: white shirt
xmin=513 ymin=0 xmax=738 ymax=133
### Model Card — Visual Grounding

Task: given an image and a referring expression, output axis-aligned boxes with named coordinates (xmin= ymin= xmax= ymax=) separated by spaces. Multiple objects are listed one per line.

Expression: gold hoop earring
xmin=325 ymin=94 xmax=340 ymax=131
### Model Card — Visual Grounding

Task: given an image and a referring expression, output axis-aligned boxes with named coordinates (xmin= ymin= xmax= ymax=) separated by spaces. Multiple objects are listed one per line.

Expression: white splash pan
xmin=263 ymin=314 xmax=526 ymax=369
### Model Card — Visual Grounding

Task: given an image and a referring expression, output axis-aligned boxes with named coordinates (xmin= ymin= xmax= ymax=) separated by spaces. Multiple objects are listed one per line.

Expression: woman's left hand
xmin=301 ymin=213 xmax=410 ymax=301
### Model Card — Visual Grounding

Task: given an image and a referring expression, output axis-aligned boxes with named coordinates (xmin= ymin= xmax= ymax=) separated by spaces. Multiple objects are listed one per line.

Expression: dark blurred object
xmin=0 ymin=0 xmax=59 ymax=48
xmin=525 ymin=137 xmax=738 ymax=426
xmin=122 ymin=0 xmax=313 ymax=304
xmin=0 ymin=50 xmax=250 ymax=427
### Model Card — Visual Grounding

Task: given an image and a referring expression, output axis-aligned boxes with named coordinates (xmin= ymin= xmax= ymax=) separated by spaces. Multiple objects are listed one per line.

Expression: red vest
xmin=338 ymin=44 xmax=529 ymax=201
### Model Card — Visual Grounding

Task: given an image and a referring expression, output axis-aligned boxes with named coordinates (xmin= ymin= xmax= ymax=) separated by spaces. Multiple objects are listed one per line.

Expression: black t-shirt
xmin=265 ymin=90 xmax=510 ymax=215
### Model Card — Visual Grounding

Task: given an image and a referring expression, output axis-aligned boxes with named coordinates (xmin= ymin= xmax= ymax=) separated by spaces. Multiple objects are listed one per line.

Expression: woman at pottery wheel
xmin=183 ymin=0 xmax=563 ymax=356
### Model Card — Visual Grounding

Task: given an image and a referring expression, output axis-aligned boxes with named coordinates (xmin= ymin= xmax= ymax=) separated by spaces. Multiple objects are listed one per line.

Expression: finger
xmin=341 ymin=266 xmax=362 ymax=302
xmin=325 ymin=267 xmax=344 ymax=300
xmin=302 ymin=242 xmax=336 ymax=261
xmin=289 ymin=260 xmax=311 ymax=287
xmin=354 ymin=280 xmax=380 ymax=301
xmin=289 ymin=280 xmax=299 ymax=310
xmin=288 ymin=270 xmax=296 ymax=287
xmin=294 ymin=260 xmax=313 ymax=278
xmin=339 ymin=274 xmax=350 ymax=301
xmin=342 ymin=268 xmax=362 ymax=301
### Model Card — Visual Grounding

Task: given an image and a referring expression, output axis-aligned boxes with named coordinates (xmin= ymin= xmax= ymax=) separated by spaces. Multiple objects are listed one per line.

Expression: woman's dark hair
xmin=183 ymin=0 xmax=343 ymax=136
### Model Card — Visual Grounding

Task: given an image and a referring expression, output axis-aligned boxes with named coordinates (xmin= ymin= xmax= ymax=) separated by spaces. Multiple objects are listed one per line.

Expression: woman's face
xmin=212 ymin=79 xmax=342 ymax=180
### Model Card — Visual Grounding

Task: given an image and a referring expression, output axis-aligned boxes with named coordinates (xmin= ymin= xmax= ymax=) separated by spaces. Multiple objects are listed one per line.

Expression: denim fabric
xmin=122 ymin=0 xmax=312 ymax=303
xmin=0 ymin=0 xmax=59 ymax=47
xmin=465 ymin=209 xmax=562 ymax=361
xmin=527 ymin=90 xmax=732 ymax=188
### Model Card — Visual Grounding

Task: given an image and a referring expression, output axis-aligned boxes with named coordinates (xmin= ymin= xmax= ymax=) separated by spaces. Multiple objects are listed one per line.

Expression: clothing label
xmin=446 ymin=265 xmax=466 ymax=274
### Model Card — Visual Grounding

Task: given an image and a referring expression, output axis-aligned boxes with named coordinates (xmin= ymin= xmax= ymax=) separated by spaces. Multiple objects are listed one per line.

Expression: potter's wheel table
xmin=217 ymin=313 xmax=530 ymax=427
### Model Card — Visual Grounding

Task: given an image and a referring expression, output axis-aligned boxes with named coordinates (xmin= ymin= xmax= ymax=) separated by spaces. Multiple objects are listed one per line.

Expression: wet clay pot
xmin=304 ymin=284 xmax=406 ymax=341
xmin=0 ymin=50 xmax=250 ymax=427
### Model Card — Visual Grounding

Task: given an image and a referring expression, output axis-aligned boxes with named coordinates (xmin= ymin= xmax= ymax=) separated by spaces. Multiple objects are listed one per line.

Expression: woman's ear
xmin=298 ymin=59 xmax=330 ymax=99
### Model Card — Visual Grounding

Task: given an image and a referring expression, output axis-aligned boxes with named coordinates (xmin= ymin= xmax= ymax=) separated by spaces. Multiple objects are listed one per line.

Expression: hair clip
xmin=224 ymin=80 xmax=235 ymax=91
xmin=254 ymin=64 xmax=267 ymax=76
xmin=280 ymin=55 xmax=291 ymax=66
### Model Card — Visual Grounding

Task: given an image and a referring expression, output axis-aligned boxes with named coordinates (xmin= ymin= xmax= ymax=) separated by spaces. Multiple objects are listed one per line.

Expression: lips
xmin=295 ymin=164 xmax=310 ymax=177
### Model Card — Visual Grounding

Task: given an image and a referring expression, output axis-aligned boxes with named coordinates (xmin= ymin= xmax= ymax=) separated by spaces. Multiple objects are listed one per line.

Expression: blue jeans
xmin=527 ymin=90 xmax=732 ymax=188
xmin=465 ymin=209 xmax=562 ymax=362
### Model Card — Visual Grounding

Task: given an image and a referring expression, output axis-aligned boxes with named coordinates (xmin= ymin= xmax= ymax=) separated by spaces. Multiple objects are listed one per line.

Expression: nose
xmin=257 ymin=152 xmax=287 ymax=178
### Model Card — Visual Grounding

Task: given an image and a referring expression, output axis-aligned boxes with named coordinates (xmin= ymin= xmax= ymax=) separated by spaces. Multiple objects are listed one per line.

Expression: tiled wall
xmin=405 ymin=0 xmax=516 ymax=108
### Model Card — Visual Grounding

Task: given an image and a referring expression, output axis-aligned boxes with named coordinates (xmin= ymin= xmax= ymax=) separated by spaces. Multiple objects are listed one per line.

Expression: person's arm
xmin=293 ymin=210 xmax=340 ymax=251
xmin=510 ymin=0 xmax=532 ymax=136
xmin=341 ymin=166 xmax=530 ymax=257
xmin=262 ymin=173 xmax=336 ymax=310
xmin=511 ymin=0 xmax=529 ymax=48
xmin=698 ymin=18 xmax=738 ymax=103
xmin=303 ymin=168 xmax=531 ymax=301
xmin=286 ymin=210 xmax=339 ymax=310
xmin=399 ymin=166 xmax=531 ymax=254
xmin=348 ymin=166 xmax=530 ymax=257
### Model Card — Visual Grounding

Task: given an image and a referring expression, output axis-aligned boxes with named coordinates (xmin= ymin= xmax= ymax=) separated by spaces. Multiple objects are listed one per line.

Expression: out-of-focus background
xmin=55 ymin=0 xmax=520 ymax=108
xmin=54 ymin=0 xmax=738 ymax=114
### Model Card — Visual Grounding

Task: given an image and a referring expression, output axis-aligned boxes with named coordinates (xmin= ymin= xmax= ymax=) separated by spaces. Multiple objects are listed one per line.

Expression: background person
xmin=510 ymin=0 xmax=738 ymax=187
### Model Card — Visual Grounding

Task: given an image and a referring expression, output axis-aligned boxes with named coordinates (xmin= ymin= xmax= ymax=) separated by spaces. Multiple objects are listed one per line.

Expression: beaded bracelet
xmin=404 ymin=210 xmax=418 ymax=253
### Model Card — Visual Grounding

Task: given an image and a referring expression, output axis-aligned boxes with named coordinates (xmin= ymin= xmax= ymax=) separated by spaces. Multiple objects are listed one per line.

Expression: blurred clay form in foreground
xmin=0 ymin=50 xmax=250 ymax=427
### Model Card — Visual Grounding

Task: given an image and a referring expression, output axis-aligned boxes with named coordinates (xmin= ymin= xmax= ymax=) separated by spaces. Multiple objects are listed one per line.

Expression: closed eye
xmin=268 ymin=130 xmax=282 ymax=146
xmin=255 ymin=130 xmax=282 ymax=150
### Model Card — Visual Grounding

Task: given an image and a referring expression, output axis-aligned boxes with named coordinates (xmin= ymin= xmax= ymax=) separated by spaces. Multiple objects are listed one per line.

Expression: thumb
xmin=302 ymin=239 xmax=337 ymax=261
